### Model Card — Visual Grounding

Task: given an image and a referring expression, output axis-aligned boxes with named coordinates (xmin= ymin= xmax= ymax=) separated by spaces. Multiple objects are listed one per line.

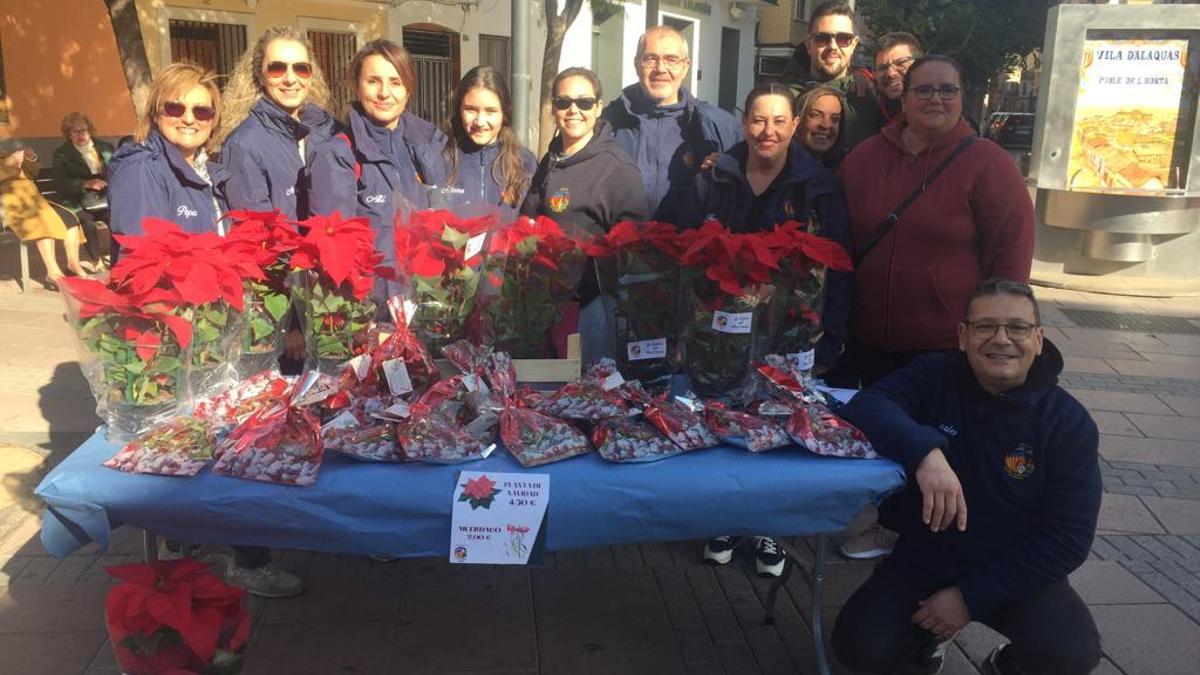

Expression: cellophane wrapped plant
xmin=289 ymin=213 xmax=386 ymax=373
xmin=473 ymin=215 xmax=587 ymax=358
xmin=105 ymin=559 xmax=249 ymax=674
xmin=394 ymin=209 xmax=494 ymax=353
xmin=106 ymin=219 xmax=266 ymax=403
xmin=60 ymin=279 xmax=193 ymax=443
xmin=762 ymin=220 xmax=853 ymax=381
xmin=675 ymin=220 xmax=778 ymax=399
xmin=583 ymin=221 xmax=683 ymax=390
xmin=224 ymin=210 xmax=301 ymax=375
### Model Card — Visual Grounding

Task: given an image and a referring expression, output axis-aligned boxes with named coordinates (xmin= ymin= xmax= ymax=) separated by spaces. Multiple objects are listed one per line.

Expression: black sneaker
xmin=895 ymin=635 xmax=953 ymax=675
xmin=703 ymin=536 xmax=741 ymax=565
xmin=754 ymin=536 xmax=786 ymax=577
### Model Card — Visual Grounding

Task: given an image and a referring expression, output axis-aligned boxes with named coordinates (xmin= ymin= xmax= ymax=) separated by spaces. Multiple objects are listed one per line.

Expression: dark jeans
xmin=832 ymin=562 xmax=1101 ymax=675
xmin=233 ymin=545 xmax=272 ymax=569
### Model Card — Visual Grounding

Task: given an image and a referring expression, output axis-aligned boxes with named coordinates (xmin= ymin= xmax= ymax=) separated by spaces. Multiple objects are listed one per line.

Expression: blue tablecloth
xmin=36 ymin=430 xmax=905 ymax=559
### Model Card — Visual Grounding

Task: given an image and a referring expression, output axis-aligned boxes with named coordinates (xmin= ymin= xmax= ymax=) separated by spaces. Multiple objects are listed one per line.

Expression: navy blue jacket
xmin=521 ymin=119 xmax=649 ymax=237
xmin=678 ymin=142 xmax=853 ymax=368
xmin=221 ymin=98 xmax=340 ymax=220
xmin=602 ymin=85 xmax=742 ymax=225
xmin=444 ymin=140 xmax=537 ymax=222
xmin=108 ymin=130 xmax=230 ymax=240
xmin=309 ymin=105 xmax=448 ymax=267
xmin=839 ymin=343 xmax=1101 ymax=620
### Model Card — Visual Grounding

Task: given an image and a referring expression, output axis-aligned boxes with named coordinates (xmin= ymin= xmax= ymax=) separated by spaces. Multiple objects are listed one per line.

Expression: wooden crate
xmin=433 ymin=333 xmax=581 ymax=385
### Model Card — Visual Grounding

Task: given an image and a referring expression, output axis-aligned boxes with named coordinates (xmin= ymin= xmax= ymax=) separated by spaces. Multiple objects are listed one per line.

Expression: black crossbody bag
xmin=853 ymin=136 xmax=976 ymax=267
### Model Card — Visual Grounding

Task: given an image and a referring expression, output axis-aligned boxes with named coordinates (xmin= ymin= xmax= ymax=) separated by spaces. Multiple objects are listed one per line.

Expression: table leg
xmin=762 ymin=535 xmax=833 ymax=675
xmin=143 ymin=530 xmax=157 ymax=562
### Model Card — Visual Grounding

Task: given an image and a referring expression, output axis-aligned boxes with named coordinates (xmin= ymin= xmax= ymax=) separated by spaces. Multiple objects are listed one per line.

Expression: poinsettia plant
xmin=674 ymin=220 xmax=779 ymax=397
xmin=762 ymin=220 xmax=852 ymax=377
xmin=223 ymin=210 xmax=301 ymax=373
xmin=394 ymin=209 xmax=494 ymax=353
xmin=473 ymin=215 xmax=587 ymax=358
xmin=583 ymin=221 xmax=683 ymax=390
xmin=290 ymin=212 xmax=387 ymax=371
xmin=104 ymin=558 xmax=249 ymax=674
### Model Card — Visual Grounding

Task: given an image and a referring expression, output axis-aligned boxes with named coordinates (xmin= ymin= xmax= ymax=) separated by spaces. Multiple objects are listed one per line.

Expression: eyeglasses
xmin=161 ymin=101 xmax=217 ymax=122
xmin=265 ymin=61 xmax=313 ymax=80
xmin=809 ymin=32 xmax=855 ymax=49
xmin=552 ymin=96 xmax=598 ymax=112
xmin=908 ymin=84 xmax=961 ymax=101
xmin=638 ymin=54 xmax=687 ymax=69
xmin=963 ymin=321 xmax=1038 ymax=341
xmin=874 ymin=56 xmax=916 ymax=75
xmin=68 ymin=127 xmax=90 ymax=134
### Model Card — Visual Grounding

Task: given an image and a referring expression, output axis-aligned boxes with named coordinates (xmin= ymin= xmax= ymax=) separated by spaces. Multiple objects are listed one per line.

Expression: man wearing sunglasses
xmin=601 ymin=25 xmax=742 ymax=224
xmin=872 ymin=32 xmax=924 ymax=124
xmin=779 ymin=0 xmax=883 ymax=149
xmin=831 ymin=279 xmax=1102 ymax=675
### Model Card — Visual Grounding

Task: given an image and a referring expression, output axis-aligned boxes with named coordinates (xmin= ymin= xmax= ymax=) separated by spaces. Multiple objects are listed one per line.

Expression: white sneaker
xmin=223 ymin=560 xmax=305 ymax=598
xmin=703 ymin=536 xmax=741 ymax=565
xmin=753 ymin=536 xmax=786 ymax=577
xmin=839 ymin=523 xmax=899 ymax=560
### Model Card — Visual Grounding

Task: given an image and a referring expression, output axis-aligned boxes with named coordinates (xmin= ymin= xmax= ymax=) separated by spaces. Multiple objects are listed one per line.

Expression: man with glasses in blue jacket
xmin=831 ymin=279 xmax=1102 ymax=675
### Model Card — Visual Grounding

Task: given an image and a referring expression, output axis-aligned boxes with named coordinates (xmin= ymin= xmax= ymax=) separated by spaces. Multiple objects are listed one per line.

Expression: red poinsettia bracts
xmin=222 ymin=209 xmax=301 ymax=269
xmin=105 ymin=558 xmax=250 ymax=673
xmin=487 ymin=215 xmax=582 ymax=270
xmin=675 ymin=219 xmax=780 ymax=296
xmin=291 ymin=212 xmax=384 ymax=300
xmin=61 ymin=278 xmax=193 ymax=355
xmin=766 ymin=221 xmax=853 ymax=272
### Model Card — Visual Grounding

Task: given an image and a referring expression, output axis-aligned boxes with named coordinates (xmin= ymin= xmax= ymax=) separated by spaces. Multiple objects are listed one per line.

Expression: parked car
xmin=986 ymin=112 xmax=1035 ymax=150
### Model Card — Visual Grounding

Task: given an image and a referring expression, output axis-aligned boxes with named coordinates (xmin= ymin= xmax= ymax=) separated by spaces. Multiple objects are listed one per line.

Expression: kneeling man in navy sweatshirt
xmin=832 ymin=278 xmax=1102 ymax=675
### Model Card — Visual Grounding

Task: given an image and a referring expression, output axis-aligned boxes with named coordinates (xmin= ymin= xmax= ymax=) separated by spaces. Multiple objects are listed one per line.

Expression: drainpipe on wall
xmin=512 ymin=0 xmax=531 ymax=147
xmin=646 ymin=0 xmax=659 ymax=29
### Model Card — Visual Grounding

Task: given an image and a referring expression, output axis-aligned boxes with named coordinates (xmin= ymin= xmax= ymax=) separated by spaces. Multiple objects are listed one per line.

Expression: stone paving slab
xmin=1096 ymin=493 xmax=1167 ymax=535
xmin=1069 ymin=560 xmax=1165 ymax=604
xmin=1100 ymin=435 xmax=1200 ymax=469
xmin=1092 ymin=603 xmax=1200 ymax=675
xmin=1160 ymin=394 xmax=1200 ymax=417
xmin=1068 ymin=389 xmax=1178 ymax=415
xmin=0 ymin=631 xmax=107 ymax=675
xmin=1140 ymin=496 xmax=1200 ymax=535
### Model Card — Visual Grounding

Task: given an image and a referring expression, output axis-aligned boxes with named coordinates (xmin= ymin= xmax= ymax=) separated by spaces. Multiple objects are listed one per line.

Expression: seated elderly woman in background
xmin=0 ymin=139 xmax=91 ymax=290
xmin=52 ymin=112 xmax=112 ymax=269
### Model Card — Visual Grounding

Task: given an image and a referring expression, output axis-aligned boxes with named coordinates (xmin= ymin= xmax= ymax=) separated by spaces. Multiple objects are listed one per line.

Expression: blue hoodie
xmin=839 ymin=343 xmax=1101 ymax=621
xmin=220 ymin=98 xmax=340 ymax=220
xmin=602 ymin=84 xmax=742 ymax=225
xmin=678 ymin=142 xmax=853 ymax=368
xmin=444 ymin=140 xmax=537 ymax=222
xmin=108 ymin=129 xmax=230 ymax=249
xmin=308 ymin=105 xmax=448 ymax=267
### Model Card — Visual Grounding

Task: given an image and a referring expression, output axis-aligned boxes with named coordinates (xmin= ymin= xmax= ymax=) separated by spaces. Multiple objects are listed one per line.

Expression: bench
xmin=0 ymin=167 xmax=106 ymax=292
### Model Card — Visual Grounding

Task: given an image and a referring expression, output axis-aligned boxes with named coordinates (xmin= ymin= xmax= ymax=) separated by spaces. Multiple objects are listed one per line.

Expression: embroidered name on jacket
xmin=285 ymin=186 xmax=296 ymax=197
xmin=364 ymin=194 xmax=387 ymax=204
xmin=176 ymin=205 xmax=198 ymax=218
xmin=1004 ymin=443 xmax=1036 ymax=480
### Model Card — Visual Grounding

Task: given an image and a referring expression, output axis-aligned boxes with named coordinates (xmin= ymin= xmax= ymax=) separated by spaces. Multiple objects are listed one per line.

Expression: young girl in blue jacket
xmin=215 ymin=26 xmax=340 ymax=220
xmin=440 ymin=66 xmax=536 ymax=221
xmin=108 ymin=63 xmax=230 ymax=260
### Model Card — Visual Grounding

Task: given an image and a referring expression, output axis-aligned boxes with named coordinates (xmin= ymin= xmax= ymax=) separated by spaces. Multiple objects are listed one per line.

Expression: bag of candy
xmin=212 ymin=374 xmax=327 ymax=485
xmin=592 ymin=415 xmax=682 ymax=463
xmin=485 ymin=351 xmax=591 ymax=467
xmin=322 ymin=411 xmax=404 ymax=463
xmin=368 ymin=319 xmax=440 ymax=399
xmin=703 ymin=405 xmax=791 ymax=453
xmin=192 ymin=370 xmax=292 ymax=435
xmin=786 ymin=403 xmax=877 ymax=459
xmin=396 ymin=410 xmax=498 ymax=464
xmin=104 ymin=416 xmax=216 ymax=476
xmin=643 ymin=397 xmax=720 ymax=452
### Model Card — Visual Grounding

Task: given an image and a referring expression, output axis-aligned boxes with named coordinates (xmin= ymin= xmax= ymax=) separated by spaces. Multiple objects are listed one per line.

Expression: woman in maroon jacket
xmin=836 ymin=55 xmax=1034 ymax=562
xmin=839 ymin=56 xmax=1034 ymax=386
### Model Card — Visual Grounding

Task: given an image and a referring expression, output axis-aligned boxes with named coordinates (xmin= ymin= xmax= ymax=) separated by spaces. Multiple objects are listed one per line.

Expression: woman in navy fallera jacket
xmin=107 ymin=63 xmax=230 ymax=261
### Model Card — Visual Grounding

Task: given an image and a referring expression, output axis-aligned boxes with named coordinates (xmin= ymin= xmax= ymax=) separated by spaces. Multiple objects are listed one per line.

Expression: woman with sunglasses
xmin=309 ymin=39 xmax=447 ymax=273
xmin=439 ymin=65 xmax=536 ymax=221
xmin=107 ymin=63 xmax=230 ymax=260
xmin=215 ymin=26 xmax=338 ymax=220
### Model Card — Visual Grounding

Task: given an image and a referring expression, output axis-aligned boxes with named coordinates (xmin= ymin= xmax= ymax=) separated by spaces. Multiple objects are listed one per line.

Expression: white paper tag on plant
xmin=601 ymin=371 xmax=626 ymax=391
xmin=348 ymin=354 xmax=371 ymax=381
xmin=382 ymin=358 xmax=413 ymax=395
xmin=712 ymin=311 xmax=753 ymax=334
xmin=626 ymin=337 xmax=667 ymax=362
xmin=788 ymin=350 xmax=816 ymax=372
xmin=464 ymin=232 xmax=487 ymax=261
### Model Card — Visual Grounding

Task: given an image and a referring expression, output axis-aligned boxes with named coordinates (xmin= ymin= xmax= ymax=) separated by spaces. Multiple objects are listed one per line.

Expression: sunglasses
xmin=161 ymin=101 xmax=217 ymax=122
xmin=552 ymin=96 xmax=598 ymax=111
xmin=809 ymin=32 xmax=855 ymax=49
xmin=265 ymin=61 xmax=313 ymax=79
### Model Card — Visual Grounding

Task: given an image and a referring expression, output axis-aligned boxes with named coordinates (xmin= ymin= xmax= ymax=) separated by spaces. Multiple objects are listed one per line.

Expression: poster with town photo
xmin=1067 ymin=39 xmax=1190 ymax=193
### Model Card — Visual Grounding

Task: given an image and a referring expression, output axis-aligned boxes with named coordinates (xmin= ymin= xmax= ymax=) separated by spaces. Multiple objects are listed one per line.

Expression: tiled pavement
xmin=0 ymin=266 xmax=1198 ymax=674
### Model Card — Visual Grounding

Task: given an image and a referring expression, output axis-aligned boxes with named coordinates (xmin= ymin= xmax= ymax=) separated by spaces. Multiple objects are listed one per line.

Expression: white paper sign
xmin=712 ymin=311 xmax=753 ymax=334
xmin=788 ymin=350 xmax=816 ymax=373
xmin=348 ymin=354 xmax=372 ymax=381
xmin=382 ymin=358 xmax=413 ymax=395
xmin=464 ymin=232 xmax=487 ymax=261
xmin=627 ymin=337 xmax=667 ymax=361
xmin=450 ymin=471 xmax=549 ymax=565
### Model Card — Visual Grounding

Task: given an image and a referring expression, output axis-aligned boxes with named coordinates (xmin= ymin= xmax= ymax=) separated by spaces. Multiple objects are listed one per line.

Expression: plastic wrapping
xmin=472 ymin=216 xmax=588 ymax=358
xmin=395 ymin=412 xmax=498 ymax=464
xmin=367 ymin=320 xmax=440 ymax=399
xmin=485 ymin=350 xmax=592 ymax=466
xmin=238 ymin=282 xmax=289 ymax=376
xmin=323 ymin=415 xmax=404 ymax=463
xmin=593 ymin=415 xmax=682 ymax=463
xmin=192 ymin=371 xmax=292 ymax=435
xmin=104 ymin=416 xmax=216 ymax=476
xmin=680 ymin=282 xmax=772 ymax=399
xmin=291 ymin=269 xmax=377 ymax=374
xmin=703 ymin=406 xmax=791 ymax=453
xmin=183 ymin=301 xmax=247 ymax=403
xmin=643 ymin=397 xmax=721 ymax=451
xmin=211 ymin=375 xmax=328 ymax=486
xmin=535 ymin=381 xmax=627 ymax=421
xmin=786 ymin=403 xmax=878 ymax=459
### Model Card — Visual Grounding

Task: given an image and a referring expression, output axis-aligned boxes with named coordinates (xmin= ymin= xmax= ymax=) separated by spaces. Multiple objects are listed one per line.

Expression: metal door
xmin=403 ymin=28 xmax=454 ymax=126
